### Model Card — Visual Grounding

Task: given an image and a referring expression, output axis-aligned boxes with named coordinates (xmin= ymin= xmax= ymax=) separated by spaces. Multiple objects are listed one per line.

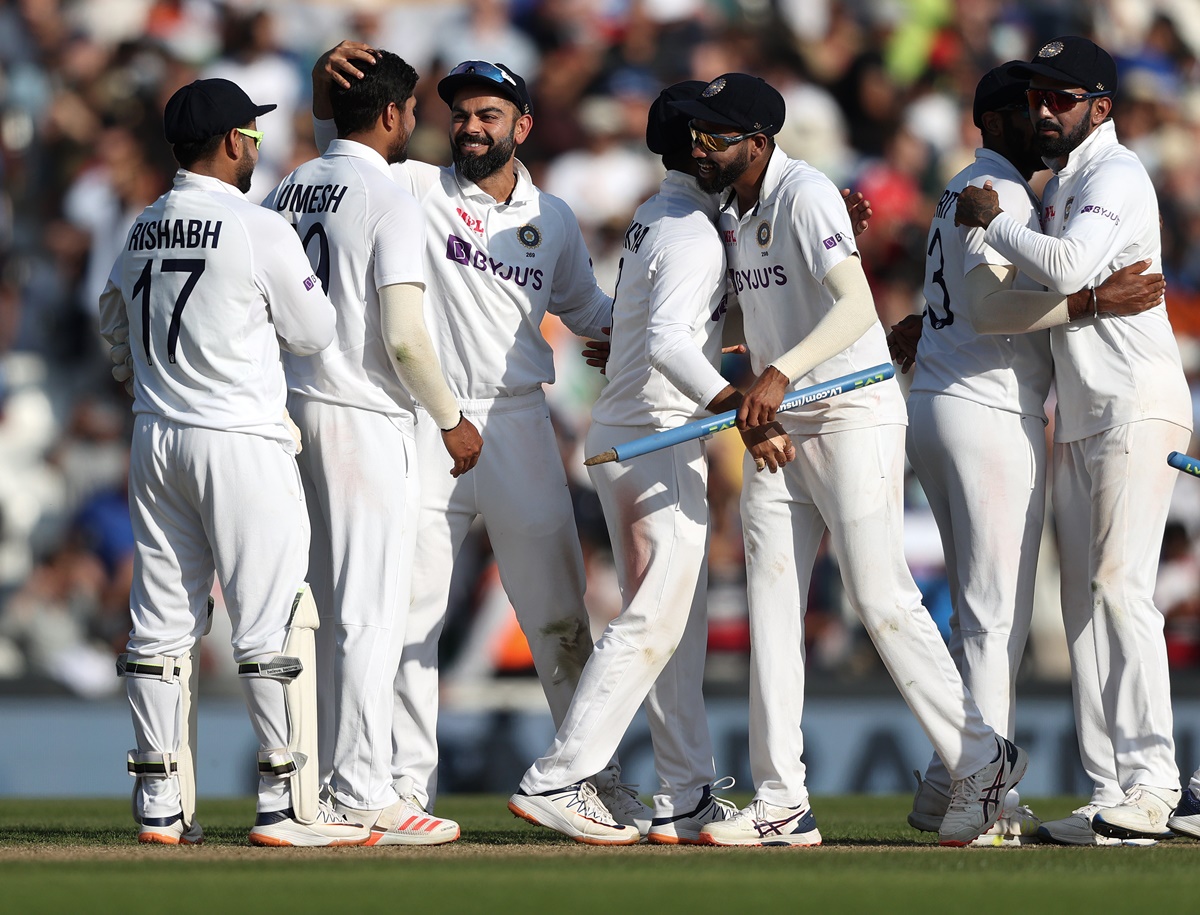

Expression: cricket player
xmin=101 ymin=78 xmax=369 ymax=847
xmin=895 ymin=62 xmax=1168 ymax=847
xmin=508 ymin=81 xmax=794 ymax=844
xmin=311 ymin=45 xmax=646 ymax=827
xmin=955 ymin=36 xmax=1192 ymax=843
xmin=673 ymin=72 xmax=1027 ymax=847
xmin=265 ymin=51 xmax=480 ymax=845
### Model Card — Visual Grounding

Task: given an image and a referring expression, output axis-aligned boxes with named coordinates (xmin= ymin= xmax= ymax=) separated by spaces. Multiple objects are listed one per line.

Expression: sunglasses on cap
xmin=235 ymin=126 xmax=264 ymax=149
xmin=447 ymin=60 xmax=517 ymax=88
xmin=1026 ymin=87 xmax=1110 ymax=114
xmin=996 ymin=102 xmax=1030 ymax=120
xmin=688 ymin=120 xmax=764 ymax=153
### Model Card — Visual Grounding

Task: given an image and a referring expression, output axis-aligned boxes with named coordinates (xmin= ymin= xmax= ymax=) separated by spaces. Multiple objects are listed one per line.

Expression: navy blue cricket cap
xmin=1010 ymin=36 xmax=1118 ymax=96
xmin=646 ymin=80 xmax=707 ymax=156
xmin=164 ymin=78 xmax=276 ymax=145
xmin=668 ymin=73 xmax=785 ymax=137
xmin=438 ymin=61 xmax=533 ymax=116
xmin=973 ymin=61 xmax=1028 ymax=128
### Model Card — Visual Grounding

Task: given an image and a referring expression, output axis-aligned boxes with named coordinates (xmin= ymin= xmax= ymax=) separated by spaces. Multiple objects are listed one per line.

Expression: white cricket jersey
xmin=591 ymin=171 xmax=729 ymax=428
xmin=98 ymin=170 xmax=335 ymax=444
xmin=985 ymin=120 xmax=1192 ymax=442
xmin=313 ymin=119 xmax=612 ymax=401
xmin=910 ymin=148 xmax=1053 ymax=418
xmin=264 ymin=139 xmax=426 ymax=417
xmin=719 ymin=146 xmax=907 ymax=434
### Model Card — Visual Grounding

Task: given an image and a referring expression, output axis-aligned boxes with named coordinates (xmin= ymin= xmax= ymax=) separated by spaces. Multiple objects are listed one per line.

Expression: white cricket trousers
xmin=906 ymin=394 xmax=1047 ymax=795
xmin=1054 ymin=419 xmax=1189 ymax=803
xmin=393 ymin=392 xmax=594 ymax=807
xmin=519 ymin=422 xmax=716 ymax=816
xmin=291 ymin=396 xmax=420 ymax=812
xmin=741 ymin=422 xmax=998 ymax=807
xmin=127 ymin=416 xmax=309 ymax=817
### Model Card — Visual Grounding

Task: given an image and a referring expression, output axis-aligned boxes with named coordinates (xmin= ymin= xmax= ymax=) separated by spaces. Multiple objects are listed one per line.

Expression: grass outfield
xmin=1 ymin=795 xmax=1196 ymax=913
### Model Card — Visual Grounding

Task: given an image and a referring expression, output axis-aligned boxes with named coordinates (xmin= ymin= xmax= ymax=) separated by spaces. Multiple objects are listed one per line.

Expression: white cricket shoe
xmin=1036 ymin=804 xmax=1157 ymax=846
xmin=137 ymin=812 xmax=204 ymax=846
xmin=248 ymin=801 xmax=371 ymax=847
xmin=1092 ymin=785 xmax=1180 ymax=840
xmin=647 ymin=781 xmax=739 ymax=845
xmin=508 ymin=781 xmax=641 ymax=845
xmin=594 ymin=775 xmax=653 ymax=836
xmin=938 ymin=737 xmax=1028 ymax=847
xmin=1167 ymin=787 xmax=1200 ymax=839
xmin=336 ymin=796 xmax=460 ymax=846
xmin=907 ymin=770 xmax=949 ymax=833
xmin=698 ymin=798 xmax=822 ymax=847
xmin=969 ymin=801 xmax=1041 ymax=847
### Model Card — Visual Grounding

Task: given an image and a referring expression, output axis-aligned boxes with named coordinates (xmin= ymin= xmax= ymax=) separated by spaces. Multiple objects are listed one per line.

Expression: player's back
xmin=911 ymin=149 xmax=1052 ymax=417
xmin=269 ymin=140 xmax=425 ymax=416
xmin=592 ymin=174 xmax=725 ymax=428
xmin=109 ymin=170 xmax=313 ymax=439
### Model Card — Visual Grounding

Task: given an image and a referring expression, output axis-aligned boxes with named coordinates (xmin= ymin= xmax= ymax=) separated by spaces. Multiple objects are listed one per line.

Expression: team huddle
xmin=99 ymin=34 xmax=1200 ymax=849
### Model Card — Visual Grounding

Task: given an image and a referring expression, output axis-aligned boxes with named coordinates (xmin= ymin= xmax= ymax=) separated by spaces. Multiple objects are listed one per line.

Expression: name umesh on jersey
xmin=127 ymin=218 xmax=222 ymax=251
xmin=271 ymin=183 xmax=349 ymax=215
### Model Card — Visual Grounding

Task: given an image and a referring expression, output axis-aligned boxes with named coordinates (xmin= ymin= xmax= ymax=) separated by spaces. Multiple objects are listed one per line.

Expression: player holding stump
xmin=673 ymin=73 xmax=1027 ymax=848
xmin=508 ymin=82 xmax=793 ymax=845
xmin=266 ymin=51 xmax=478 ymax=845
xmin=955 ymin=36 xmax=1192 ymax=842
xmin=101 ymin=78 xmax=369 ymax=847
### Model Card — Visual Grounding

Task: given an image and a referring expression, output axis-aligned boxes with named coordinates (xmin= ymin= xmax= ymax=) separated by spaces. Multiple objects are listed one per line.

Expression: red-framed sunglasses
xmin=1026 ymin=87 xmax=1111 ymax=114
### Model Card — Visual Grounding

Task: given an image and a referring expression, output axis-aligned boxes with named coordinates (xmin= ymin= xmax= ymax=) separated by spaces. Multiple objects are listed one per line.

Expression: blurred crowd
xmin=4 ymin=0 xmax=1200 ymax=699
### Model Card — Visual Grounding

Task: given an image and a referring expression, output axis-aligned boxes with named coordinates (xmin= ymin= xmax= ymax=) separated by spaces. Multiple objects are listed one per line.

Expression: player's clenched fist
xmin=737 ymin=364 xmax=789 ymax=430
xmin=441 ymin=415 xmax=483 ymax=477
xmin=740 ymin=420 xmax=796 ymax=473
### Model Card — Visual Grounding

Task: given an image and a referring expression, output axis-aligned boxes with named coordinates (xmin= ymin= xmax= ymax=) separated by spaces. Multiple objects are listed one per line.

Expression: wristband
xmin=440 ymin=411 xmax=464 ymax=433
xmin=1090 ymin=286 xmax=1099 ymax=319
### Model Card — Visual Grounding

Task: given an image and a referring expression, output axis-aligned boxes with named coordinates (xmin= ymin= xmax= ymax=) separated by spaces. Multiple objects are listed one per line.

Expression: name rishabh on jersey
xmin=98 ymin=169 xmax=335 ymax=444
xmin=265 ymin=139 xmax=427 ymax=418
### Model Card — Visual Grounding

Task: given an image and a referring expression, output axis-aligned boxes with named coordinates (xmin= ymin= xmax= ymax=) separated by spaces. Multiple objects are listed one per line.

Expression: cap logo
xmin=702 ymin=78 xmax=726 ymax=98
xmin=1038 ymin=41 xmax=1064 ymax=58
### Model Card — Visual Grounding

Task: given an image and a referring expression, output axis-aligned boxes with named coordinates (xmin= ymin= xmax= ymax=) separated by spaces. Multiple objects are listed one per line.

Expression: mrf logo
xmin=456 ymin=207 xmax=484 ymax=235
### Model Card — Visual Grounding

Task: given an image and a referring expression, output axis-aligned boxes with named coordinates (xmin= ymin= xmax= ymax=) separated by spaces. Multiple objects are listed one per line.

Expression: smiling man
xmin=956 ymin=36 xmax=1193 ymax=843
xmin=309 ymin=44 xmax=639 ymax=831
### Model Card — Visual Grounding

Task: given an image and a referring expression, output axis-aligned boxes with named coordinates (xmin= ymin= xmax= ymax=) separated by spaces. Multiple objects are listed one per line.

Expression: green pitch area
xmin=1 ymin=796 xmax=1195 ymax=913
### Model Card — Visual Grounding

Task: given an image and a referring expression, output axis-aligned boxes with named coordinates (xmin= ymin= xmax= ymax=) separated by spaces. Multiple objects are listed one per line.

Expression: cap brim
xmin=668 ymin=97 xmax=742 ymax=130
xmin=437 ymin=74 xmax=523 ymax=111
xmin=252 ymin=103 xmax=277 ymax=118
xmin=1009 ymin=61 xmax=1080 ymax=85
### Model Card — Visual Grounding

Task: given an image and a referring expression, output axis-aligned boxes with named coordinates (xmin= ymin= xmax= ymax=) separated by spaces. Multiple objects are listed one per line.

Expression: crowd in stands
xmin=3 ymin=0 xmax=1200 ymax=697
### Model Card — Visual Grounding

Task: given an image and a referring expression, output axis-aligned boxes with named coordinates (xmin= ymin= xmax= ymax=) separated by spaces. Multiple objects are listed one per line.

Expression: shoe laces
xmin=599 ymin=781 xmax=646 ymax=817
xmin=704 ymin=777 xmax=739 ymax=820
xmin=571 ymin=781 xmax=619 ymax=825
xmin=315 ymin=800 xmax=353 ymax=825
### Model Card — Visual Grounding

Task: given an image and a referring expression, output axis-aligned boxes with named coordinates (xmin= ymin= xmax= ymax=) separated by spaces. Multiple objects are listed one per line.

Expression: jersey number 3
xmin=926 ymin=228 xmax=954 ymax=329
xmin=132 ymin=258 xmax=206 ymax=365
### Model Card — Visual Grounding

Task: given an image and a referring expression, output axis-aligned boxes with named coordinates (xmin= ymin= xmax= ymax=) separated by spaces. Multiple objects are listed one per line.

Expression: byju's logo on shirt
xmin=1079 ymin=204 xmax=1120 ymax=225
xmin=445 ymin=234 xmax=544 ymax=289
xmin=822 ymin=232 xmax=844 ymax=250
xmin=303 ymin=275 xmax=318 ymax=291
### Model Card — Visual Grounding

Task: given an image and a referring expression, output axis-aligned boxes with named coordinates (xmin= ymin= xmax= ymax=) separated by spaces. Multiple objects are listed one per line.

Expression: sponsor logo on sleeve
xmin=1078 ymin=204 xmax=1120 ymax=225
xmin=303 ymin=275 xmax=318 ymax=291
xmin=822 ymin=232 xmax=844 ymax=250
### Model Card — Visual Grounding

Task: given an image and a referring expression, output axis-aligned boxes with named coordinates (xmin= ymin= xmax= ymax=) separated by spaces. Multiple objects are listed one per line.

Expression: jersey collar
xmin=1047 ymin=119 xmax=1116 ymax=178
xmin=661 ymin=170 xmax=720 ymax=220
xmin=719 ymin=144 xmax=788 ymax=219
xmin=453 ymin=157 xmax=536 ymax=206
xmin=175 ymin=168 xmax=246 ymax=197
xmin=323 ymin=138 xmax=394 ymax=178
xmin=974 ymin=147 xmax=1039 ymax=208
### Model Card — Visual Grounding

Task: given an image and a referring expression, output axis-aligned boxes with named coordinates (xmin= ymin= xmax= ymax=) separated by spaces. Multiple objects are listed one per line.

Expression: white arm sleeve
xmin=768 ymin=256 xmax=877 ymax=382
xmin=379 ymin=282 xmax=461 ymax=429
xmin=964 ymin=263 xmax=1070 ymax=334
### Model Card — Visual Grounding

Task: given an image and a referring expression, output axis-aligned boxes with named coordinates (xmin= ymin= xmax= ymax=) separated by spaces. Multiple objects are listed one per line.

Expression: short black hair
xmin=332 ymin=50 xmax=419 ymax=137
xmin=172 ymin=132 xmax=226 ymax=169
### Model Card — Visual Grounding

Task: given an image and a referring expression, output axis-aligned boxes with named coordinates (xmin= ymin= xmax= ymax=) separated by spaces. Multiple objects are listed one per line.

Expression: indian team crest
xmin=756 ymin=220 xmax=771 ymax=248
xmin=1038 ymin=41 xmax=1064 ymax=58
xmin=517 ymin=224 xmax=542 ymax=248
xmin=702 ymin=77 xmax=726 ymax=98
xmin=1063 ymin=196 xmax=1075 ymax=223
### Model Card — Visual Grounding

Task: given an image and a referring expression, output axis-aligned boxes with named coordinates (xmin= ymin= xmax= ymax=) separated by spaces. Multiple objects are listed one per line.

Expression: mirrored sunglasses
xmin=1026 ymin=87 xmax=1110 ymax=114
xmin=447 ymin=60 xmax=516 ymax=88
xmin=688 ymin=120 xmax=761 ymax=153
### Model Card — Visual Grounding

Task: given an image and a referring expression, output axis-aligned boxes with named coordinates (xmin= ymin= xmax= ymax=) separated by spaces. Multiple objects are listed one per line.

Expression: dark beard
xmin=235 ymin=157 xmax=254 ymax=194
xmin=1033 ymin=103 xmax=1092 ymax=158
xmin=697 ymin=146 xmax=750 ymax=195
xmin=387 ymin=134 xmax=409 ymax=165
xmin=453 ymin=129 xmax=516 ymax=182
